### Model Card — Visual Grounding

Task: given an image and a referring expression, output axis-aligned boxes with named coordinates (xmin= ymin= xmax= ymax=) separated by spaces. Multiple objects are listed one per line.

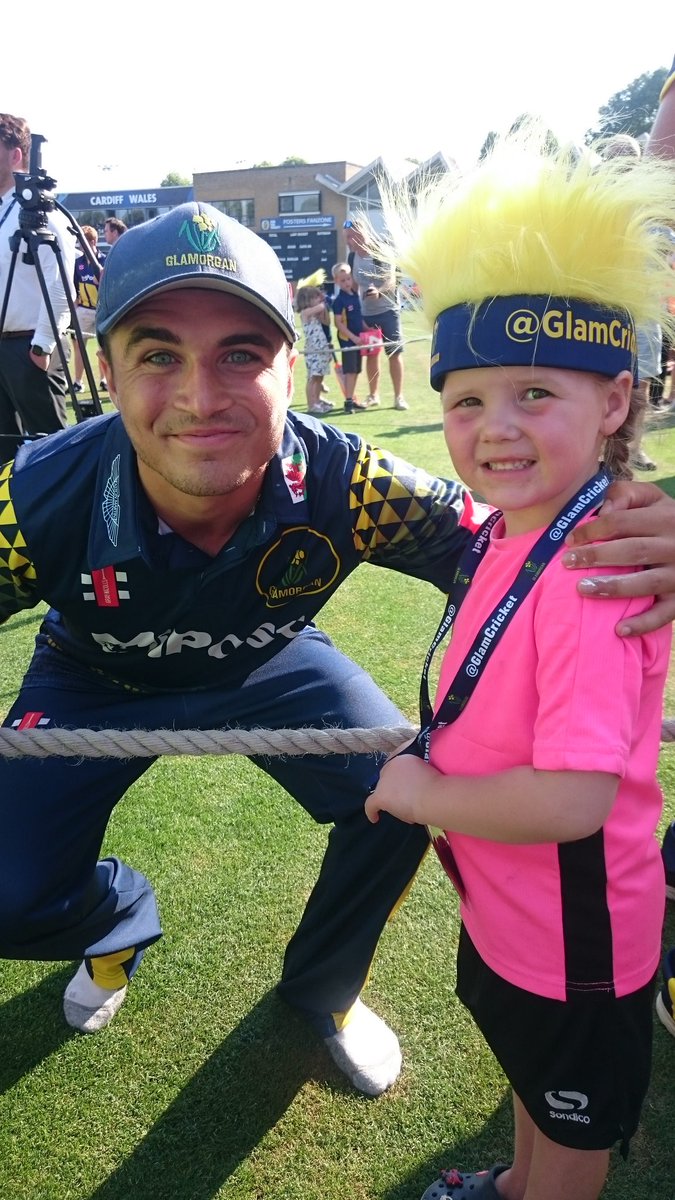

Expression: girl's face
xmin=441 ymin=365 xmax=632 ymax=535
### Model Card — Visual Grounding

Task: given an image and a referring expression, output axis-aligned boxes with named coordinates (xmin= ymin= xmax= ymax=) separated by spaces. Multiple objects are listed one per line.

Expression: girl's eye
xmin=442 ymin=394 xmax=481 ymax=413
xmin=524 ymin=387 xmax=550 ymax=402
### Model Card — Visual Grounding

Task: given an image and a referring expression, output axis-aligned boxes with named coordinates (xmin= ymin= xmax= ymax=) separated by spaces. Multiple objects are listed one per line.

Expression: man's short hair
xmin=105 ymin=218 xmax=128 ymax=237
xmin=0 ymin=113 xmax=30 ymax=165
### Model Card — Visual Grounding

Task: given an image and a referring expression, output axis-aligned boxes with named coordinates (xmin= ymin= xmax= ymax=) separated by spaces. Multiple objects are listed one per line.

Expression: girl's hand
xmin=365 ymin=751 xmax=436 ymax=825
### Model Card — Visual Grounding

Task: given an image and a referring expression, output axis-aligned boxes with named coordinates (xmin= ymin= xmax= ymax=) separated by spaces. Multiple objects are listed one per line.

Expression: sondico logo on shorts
xmin=504 ymin=307 xmax=635 ymax=354
xmin=545 ymin=1090 xmax=591 ymax=1124
xmin=256 ymin=527 xmax=340 ymax=608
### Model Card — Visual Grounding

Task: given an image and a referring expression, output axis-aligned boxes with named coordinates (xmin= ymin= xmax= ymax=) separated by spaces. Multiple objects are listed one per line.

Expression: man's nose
xmin=178 ymin=361 xmax=231 ymax=414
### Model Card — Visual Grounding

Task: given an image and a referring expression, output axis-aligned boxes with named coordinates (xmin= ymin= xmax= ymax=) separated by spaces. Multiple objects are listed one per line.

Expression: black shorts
xmin=456 ymin=925 xmax=654 ymax=1156
xmin=340 ymin=346 xmax=362 ymax=376
xmin=364 ymin=309 xmax=403 ymax=356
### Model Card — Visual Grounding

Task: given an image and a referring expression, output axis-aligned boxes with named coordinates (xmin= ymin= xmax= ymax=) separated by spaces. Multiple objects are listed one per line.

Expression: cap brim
xmin=97 ymin=273 xmax=298 ymax=343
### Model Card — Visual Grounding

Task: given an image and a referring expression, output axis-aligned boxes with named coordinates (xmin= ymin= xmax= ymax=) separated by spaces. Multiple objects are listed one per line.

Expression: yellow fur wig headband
xmin=381 ymin=133 xmax=675 ymax=389
xmin=296 ymin=268 xmax=326 ymax=290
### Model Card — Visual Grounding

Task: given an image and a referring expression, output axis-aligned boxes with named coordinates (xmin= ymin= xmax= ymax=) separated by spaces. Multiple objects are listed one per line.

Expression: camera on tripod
xmin=0 ymin=130 xmax=104 ymax=436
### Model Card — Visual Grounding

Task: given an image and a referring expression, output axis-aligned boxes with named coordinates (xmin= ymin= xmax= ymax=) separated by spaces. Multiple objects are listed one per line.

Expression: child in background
xmin=331 ymin=262 xmax=370 ymax=414
xmin=71 ymin=225 xmax=106 ymax=395
xmin=294 ymin=277 xmax=334 ymax=415
xmin=365 ymin=137 xmax=675 ymax=1200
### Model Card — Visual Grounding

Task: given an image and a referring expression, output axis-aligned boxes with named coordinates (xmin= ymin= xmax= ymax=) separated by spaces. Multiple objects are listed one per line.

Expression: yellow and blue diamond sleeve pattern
xmin=0 ymin=461 xmax=39 ymax=621
xmin=349 ymin=442 xmax=450 ymax=558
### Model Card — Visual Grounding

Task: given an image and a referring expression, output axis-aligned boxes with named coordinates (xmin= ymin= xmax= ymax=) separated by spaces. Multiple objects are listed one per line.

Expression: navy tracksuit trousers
xmin=0 ymin=626 xmax=429 ymax=1025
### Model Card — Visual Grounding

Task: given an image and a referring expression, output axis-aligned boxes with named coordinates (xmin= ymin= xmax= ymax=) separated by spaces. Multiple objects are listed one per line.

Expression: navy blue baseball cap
xmin=97 ymin=201 xmax=297 ymax=343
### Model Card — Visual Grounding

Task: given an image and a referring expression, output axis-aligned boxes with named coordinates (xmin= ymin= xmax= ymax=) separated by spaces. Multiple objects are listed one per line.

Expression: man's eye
xmin=146 ymin=350 xmax=174 ymax=366
xmin=227 ymin=349 xmax=254 ymax=364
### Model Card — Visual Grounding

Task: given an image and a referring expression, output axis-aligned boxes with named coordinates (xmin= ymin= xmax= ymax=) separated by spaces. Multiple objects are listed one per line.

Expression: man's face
xmin=344 ymin=225 xmax=366 ymax=254
xmin=0 ymin=140 xmax=22 ymax=195
xmin=98 ymin=288 xmax=295 ymax=510
xmin=104 ymin=223 xmax=117 ymax=244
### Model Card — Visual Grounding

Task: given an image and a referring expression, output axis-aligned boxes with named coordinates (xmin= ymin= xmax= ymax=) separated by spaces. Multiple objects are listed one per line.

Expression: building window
xmin=278 ymin=191 xmax=321 ymax=215
xmin=349 ymin=179 xmax=382 ymax=210
xmin=210 ymin=199 xmax=255 ymax=228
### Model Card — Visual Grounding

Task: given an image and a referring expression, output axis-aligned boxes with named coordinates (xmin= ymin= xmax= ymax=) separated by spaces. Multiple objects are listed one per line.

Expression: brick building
xmin=193 ymin=155 xmax=456 ymax=286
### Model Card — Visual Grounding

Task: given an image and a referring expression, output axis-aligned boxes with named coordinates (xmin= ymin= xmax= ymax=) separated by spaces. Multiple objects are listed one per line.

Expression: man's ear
xmin=286 ymin=347 xmax=298 ymax=405
xmin=601 ymin=370 xmax=633 ymax=436
xmin=97 ymin=349 xmax=118 ymax=408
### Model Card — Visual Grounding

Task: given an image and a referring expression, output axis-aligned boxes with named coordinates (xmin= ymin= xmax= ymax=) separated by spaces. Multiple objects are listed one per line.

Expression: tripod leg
xmin=28 ymin=230 xmax=102 ymax=424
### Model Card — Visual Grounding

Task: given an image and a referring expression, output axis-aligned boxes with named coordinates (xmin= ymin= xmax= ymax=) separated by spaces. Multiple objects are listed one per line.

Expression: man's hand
xmin=29 ymin=347 xmax=50 ymax=372
xmin=562 ymin=481 xmax=675 ymax=635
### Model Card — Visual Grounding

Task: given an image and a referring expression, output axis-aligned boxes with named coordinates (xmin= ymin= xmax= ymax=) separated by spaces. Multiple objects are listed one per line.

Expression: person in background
xmin=331 ymin=261 xmax=369 ymax=414
xmin=602 ymin=134 xmax=661 ymax=472
xmin=344 ymin=217 xmax=408 ymax=410
xmin=71 ymin=224 xmax=105 ymax=396
xmin=366 ymin=134 xmax=675 ymax=1200
xmin=294 ymin=276 xmax=334 ymax=415
xmin=103 ymin=217 xmax=127 ymax=247
xmin=0 ymin=112 xmax=76 ymax=460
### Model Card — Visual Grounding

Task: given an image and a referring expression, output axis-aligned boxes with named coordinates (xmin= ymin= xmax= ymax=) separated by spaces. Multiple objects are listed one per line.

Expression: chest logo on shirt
xmin=103 ymin=454 xmax=121 ymax=546
xmin=256 ymin=527 xmax=340 ymax=608
xmin=281 ymin=452 xmax=307 ymax=503
xmin=82 ymin=567 xmax=130 ymax=606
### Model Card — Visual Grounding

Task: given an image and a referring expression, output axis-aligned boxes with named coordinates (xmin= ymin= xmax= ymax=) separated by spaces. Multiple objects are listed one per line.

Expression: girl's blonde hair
xmin=376 ymin=129 xmax=675 ymax=478
xmin=380 ymin=130 xmax=675 ymax=342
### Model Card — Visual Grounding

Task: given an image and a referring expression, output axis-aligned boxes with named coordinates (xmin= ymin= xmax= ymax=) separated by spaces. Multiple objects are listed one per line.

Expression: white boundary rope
xmin=2 ymin=720 xmax=675 ymax=758
xmin=0 ymin=724 xmax=418 ymax=759
xmin=297 ymin=333 xmax=432 ymax=357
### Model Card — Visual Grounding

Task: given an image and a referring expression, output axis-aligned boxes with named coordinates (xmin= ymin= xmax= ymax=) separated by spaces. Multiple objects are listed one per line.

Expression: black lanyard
xmin=409 ymin=469 xmax=611 ymax=764
xmin=391 ymin=469 xmax=611 ymax=898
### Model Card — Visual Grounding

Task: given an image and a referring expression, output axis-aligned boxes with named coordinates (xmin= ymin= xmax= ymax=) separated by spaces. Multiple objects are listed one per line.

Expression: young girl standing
xmin=294 ymin=279 xmax=335 ymax=415
xmin=365 ymin=139 xmax=675 ymax=1200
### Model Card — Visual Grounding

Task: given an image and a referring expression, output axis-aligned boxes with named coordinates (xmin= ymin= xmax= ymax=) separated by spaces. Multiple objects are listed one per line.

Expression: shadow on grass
xmin=0 ymin=613 xmax=42 ymax=637
xmin=380 ymin=1100 xmax=514 ymax=1200
xmin=374 ymin=422 xmax=444 ymax=440
xmin=0 ymin=965 xmax=74 ymax=1092
xmin=85 ymin=991 xmax=322 ymax=1200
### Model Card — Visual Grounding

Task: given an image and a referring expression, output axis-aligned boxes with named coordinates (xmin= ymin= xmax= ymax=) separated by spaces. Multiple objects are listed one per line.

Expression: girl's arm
xmin=365 ymin=753 xmax=618 ymax=844
xmin=301 ymin=300 xmax=327 ymax=322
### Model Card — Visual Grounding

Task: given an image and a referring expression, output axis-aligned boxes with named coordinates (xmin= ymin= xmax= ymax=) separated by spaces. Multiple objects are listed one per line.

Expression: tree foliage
xmin=585 ymin=68 xmax=668 ymax=143
xmin=160 ymin=171 xmax=191 ymax=186
xmin=478 ymin=115 xmax=558 ymax=161
xmin=251 ymin=156 xmax=308 ymax=168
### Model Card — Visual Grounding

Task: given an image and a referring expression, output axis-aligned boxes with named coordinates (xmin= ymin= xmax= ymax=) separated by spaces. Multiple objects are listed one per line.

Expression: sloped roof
xmin=319 ymin=151 xmax=460 ymax=197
